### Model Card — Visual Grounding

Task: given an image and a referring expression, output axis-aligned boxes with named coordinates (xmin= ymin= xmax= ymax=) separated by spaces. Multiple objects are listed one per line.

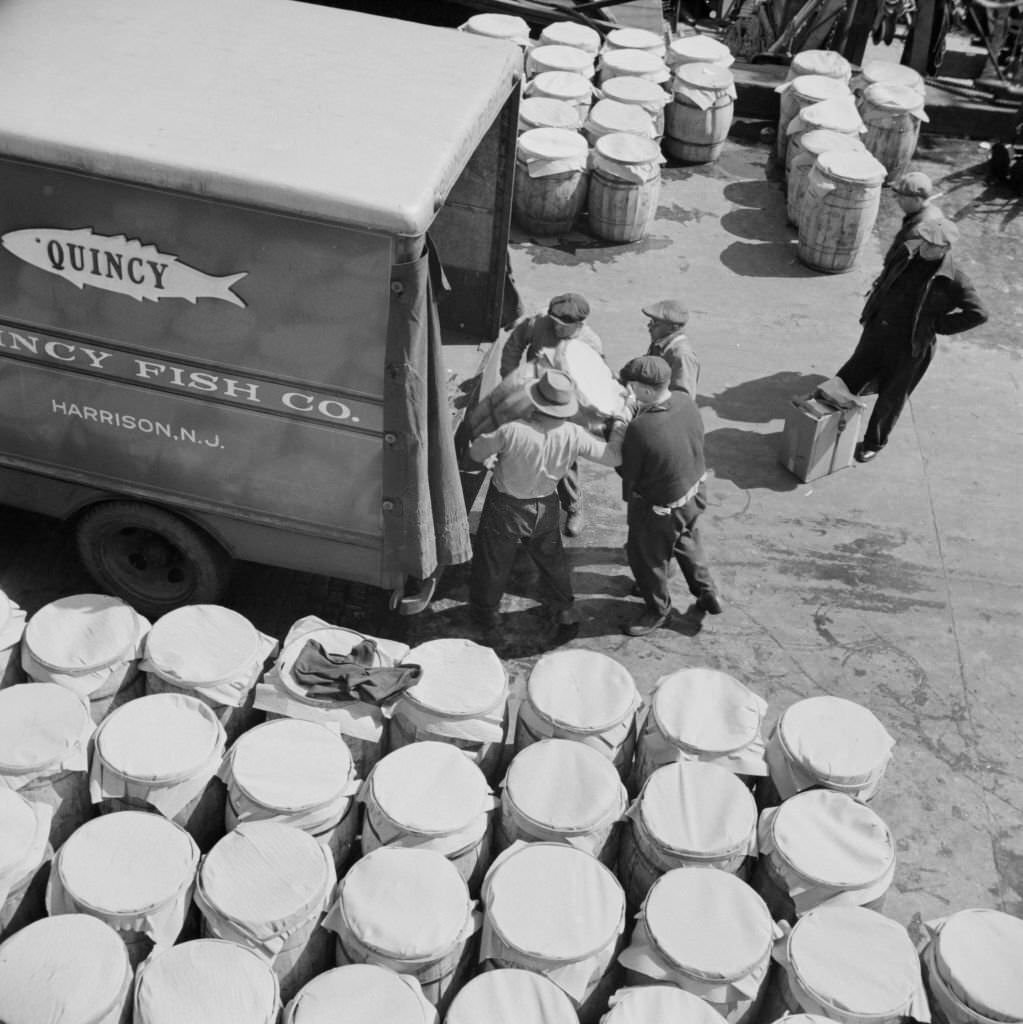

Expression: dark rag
xmin=291 ymin=638 xmax=422 ymax=704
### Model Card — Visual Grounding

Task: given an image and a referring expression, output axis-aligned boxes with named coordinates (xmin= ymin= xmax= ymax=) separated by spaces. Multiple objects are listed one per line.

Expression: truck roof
xmin=0 ymin=0 xmax=522 ymax=234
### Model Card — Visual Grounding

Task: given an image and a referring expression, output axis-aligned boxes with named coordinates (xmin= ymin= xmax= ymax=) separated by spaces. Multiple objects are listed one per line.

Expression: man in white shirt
xmin=468 ymin=369 xmax=625 ymax=635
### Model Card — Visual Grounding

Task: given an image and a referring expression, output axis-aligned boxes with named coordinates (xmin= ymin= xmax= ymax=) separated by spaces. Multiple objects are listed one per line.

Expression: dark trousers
xmin=557 ymin=461 xmax=580 ymax=513
xmin=470 ymin=487 xmax=574 ymax=614
xmin=838 ymin=331 xmax=935 ymax=451
xmin=626 ymin=489 xmax=717 ymax=617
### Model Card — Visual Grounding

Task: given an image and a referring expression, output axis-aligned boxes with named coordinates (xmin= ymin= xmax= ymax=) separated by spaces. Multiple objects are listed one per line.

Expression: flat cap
xmin=891 ymin=171 xmax=937 ymax=198
xmin=642 ymin=299 xmax=689 ymax=326
xmin=620 ymin=354 xmax=671 ymax=388
xmin=547 ymin=293 xmax=590 ymax=323
xmin=915 ymin=217 xmax=959 ymax=247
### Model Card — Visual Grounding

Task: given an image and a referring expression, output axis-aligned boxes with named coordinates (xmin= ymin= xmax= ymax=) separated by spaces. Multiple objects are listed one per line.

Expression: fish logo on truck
xmin=0 ymin=227 xmax=248 ymax=307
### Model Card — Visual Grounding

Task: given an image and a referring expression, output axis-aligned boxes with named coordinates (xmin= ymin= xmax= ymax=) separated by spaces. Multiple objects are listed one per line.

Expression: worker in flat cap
xmin=499 ymin=293 xmax=605 ymax=538
xmin=641 ymin=300 xmax=700 ymax=396
xmin=616 ymin=355 xmax=722 ymax=636
xmin=468 ymin=368 xmax=627 ymax=637
xmin=885 ymin=171 xmax=944 ymax=263
xmin=835 ymin=217 xmax=988 ymax=463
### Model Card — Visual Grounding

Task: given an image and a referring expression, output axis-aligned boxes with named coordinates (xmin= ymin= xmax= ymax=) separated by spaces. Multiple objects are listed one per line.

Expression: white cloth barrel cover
xmin=446 ymin=967 xmax=579 ymax=1024
xmin=134 ymin=937 xmax=281 ymax=1024
xmin=600 ymin=76 xmax=669 ymax=134
xmin=517 ymin=648 xmax=640 ymax=776
xmin=541 ymin=21 xmax=601 ymax=54
xmin=480 ymin=841 xmax=626 ymax=1020
xmin=756 ymin=788 xmax=895 ymax=919
xmin=789 ymin=49 xmax=853 ymax=81
xmin=603 ymin=27 xmax=666 ymax=56
xmin=634 ymin=667 xmax=768 ymax=787
xmin=598 ymin=49 xmax=670 ymax=88
xmin=284 ymin=964 xmax=438 ymax=1024
xmin=921 ymin=909 xmax=1023 ymax=1024
xmin=360 ymin=740 xmax=495 ymax=892
xmin=525 ymin=71 xmax=594 ymax=120
xmin=89 ymin=692 xmax=227 ymax=847
xmin=519 ymin=96 xmax=581 ymax=132
xmin=601 ymin=984 xmax=733 ymax=1024
xmin=619 ymin=867 xmax=781 ymax=1024
xmin=585 ymin=99 xmax=658 ymax=143
xmin=195 ymin=819 xmax=336 ymax=1001
xmin=46 ymin=809 xmax=199 ymax=964
xmin=390 ymin=638 xmax=508 ymax=781
xmin=860 ymin=60 xmax=925 ymax=94
xmin=459 ymin=13 xmax=531 ymax=47
xmin=141 ymin=603 xmax=277 ymax=708
xmin=773 ymin=905 xmax=931 ymax=1024
xmin=0 ymin=588 xmax=27 ymax=687
xmin=0 ymin=682 xmax=95 ymax=848
xmin=0 ymin=788 xmax=51 ymax=940
xmin=619 ymin=761 xmax=758 ymax=910
xmin=517 ymin=126 xmax=589 ymax=178
xmin=21 ymin=594 xmax=150 ymax=714
xmin=666 ymin=34 xmax=735 ymax=68
xmin=222 ymin=717 xmax=360 ymax=868
xmin=765 ymin=694 xmax=894 ymax=801
xmin=592 ymin=132 xmax=665 ymax=183
xmin=527 ymin=44 xmax=595 ymax=80
xmin=255 ymin=615 xmax=408 ymax=778
xmin=323 ymin=846 xmax=478 ymax=1013
xmin=499 ymin=738 xmax=628 ymax=863
xmin=0 ymin=914 xmax=133 ymax=1024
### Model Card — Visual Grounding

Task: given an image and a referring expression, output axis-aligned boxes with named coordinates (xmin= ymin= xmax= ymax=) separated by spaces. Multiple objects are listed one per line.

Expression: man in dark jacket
xmin=617 ymin=355 xmax=722 ymax=637
xmin=837 ymin=218 xmax=988 ymax=463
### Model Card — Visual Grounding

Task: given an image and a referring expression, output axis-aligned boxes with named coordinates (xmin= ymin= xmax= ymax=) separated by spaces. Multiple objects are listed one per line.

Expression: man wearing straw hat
xmin=836 ymin=217 xmax=988 ymax=464
xmin=467 ymin=368 xmax=626 ymax=637
xmin=500 ymin=293 xmax=604 ymax=538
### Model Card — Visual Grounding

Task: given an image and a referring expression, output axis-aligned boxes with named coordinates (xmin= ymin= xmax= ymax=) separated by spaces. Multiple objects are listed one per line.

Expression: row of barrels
xmin=0 ymin=590 xmax=1019 ymax=1022
xmin=773 ymin=53 xmax=928 ymax=272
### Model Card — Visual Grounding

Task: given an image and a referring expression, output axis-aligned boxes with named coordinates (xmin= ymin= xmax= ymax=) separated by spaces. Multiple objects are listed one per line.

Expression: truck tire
xmin=75 ymin=502 xmax=232 ymax=616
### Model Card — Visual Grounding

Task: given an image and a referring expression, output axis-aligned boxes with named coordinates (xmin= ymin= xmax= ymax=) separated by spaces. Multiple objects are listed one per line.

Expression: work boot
xmin=624 ymin=608 xmax=671 ymax=636
xmin=697 ymin=591 xmax=724 ymax=615
xmin=563 ymin=508 xmax=586 ymax=537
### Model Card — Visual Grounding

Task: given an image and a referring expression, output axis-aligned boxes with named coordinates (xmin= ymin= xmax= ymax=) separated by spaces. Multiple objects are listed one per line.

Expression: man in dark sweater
xmin=617 ymin=355 xmax=722 ymax=637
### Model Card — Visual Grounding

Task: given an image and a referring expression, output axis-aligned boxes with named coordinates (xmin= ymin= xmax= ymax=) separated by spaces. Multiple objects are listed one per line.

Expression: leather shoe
xmin=697 ymin=591 xmax=723 ymax=615
xmin=854 ymin=444 xmax=881 ymax=464
xmin=625 ymin=608 xmax=670 ymax=636
xmin=563 ymin=509 xmax=586 ymax=537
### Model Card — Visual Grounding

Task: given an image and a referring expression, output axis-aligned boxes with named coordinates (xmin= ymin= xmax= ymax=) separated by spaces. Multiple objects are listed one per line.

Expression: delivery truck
xmin=0 ymin=0 xmax=522 ymax=614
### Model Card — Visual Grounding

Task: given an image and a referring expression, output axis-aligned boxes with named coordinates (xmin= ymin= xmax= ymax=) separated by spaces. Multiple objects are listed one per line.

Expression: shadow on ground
xmin=700 ymin=370 xmax=828 ymax=423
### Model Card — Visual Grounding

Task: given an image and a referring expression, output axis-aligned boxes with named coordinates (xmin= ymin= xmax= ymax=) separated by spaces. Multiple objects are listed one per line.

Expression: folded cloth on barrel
xmin=291 ymin=640 xmax=422 ymax=704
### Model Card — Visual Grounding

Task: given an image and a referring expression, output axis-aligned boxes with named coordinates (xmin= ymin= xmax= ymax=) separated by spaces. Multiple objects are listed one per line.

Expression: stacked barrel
xmin=0 ymin=585 xmax=1019 ymax=1024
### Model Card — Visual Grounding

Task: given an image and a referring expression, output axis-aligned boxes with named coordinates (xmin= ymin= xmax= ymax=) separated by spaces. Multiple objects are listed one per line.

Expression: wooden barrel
xmin=666 ymin=34 xmax=735 ymax=71
xmin=0 ymin=683 xmax=95 ymax=850
xmin=797 ymin=149 xmax=886 ymax=273
xmin=514 ymin=126 xmax=589 ymax=236
xmin=518 ymin=96 xmax=580 ymax=133
xmin=325 ymin=847 xmax=478 ymax=1016
xmin=631 ymin=667 xmax=768 ymax=792
xmin=526 ymin=44 xmax=594 ymax=81
xmin=619 ymin=868 xmax=777 ymax=1024
xmin=91 ymin=692 xmax=228 ymax=851
xmin=525 ymin=71 xmax=593 ymax=126
xmin=597 ymin=48 xmax=670 ymax=89
xmin=540 ymin=21 xmax=600 ymax=54
xmin=222 ymin=718 xmax=361 ymax=872
xmin=752 ymin=789 xmax=895 ymax=924
xmin=858 ymin=82 xmax=928 ymax=183
xmin=196 ymin=820 xmax=336 ymax=1006
xmin=600 ymin=75 xmax=668 ymax=137
xmin=284 ymin=964 xmax=440 ymax=1024
xmin=360 ymin=740 xmax=495 ymax=896
xmin=481 ymin=843 xmax=626 ymax=1024
xmin=22 ymin=594 xmax=150 ymax=725
xmin=0 ymin=914 xmax=134 ymax=1024
xmin=859 ymin=60 xmax=925 ymax=96
xmin=787 ymin=129 xmax=867 ymax=226
xmin=665 ymin=63 xmax=736 ymax=164
xmin=390 ymin=638 xmax=509 ymax=784
xmin=587 ymin=132 xmax=662 ymax=243
xmin=785 ymin=96 xmax=865 ymax=173
xmin=0 ymin=788 xmax=50 ymax=942
xmin=135 ymin=938 xmax=281 ymax=1024
xmin=603 ymin=26 xmax=666 ymax=57
xmin=787 ymin=49 xmax=852 ymax=84
xmin=770 ymin=906 xmax=926 ymax=1024
xmin=920 ymin=909 xmax=1023 ymax=1024
xmin=583 ymin=98 xmax=657 ymax=146
xmin=497 ymin=738 xmax=628 ymax=865
xmin=604 ymin=986 xmax=734 ymax=1024
xmin=776 ymin=74 xmax=853 ymax=162
xmin=0 ymin=589 xmax=26 ymax=689
xmin=46 ymin=810 xmax=199 ymax=968
xmin=142 ymin=604 xmax=276 ymax=744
